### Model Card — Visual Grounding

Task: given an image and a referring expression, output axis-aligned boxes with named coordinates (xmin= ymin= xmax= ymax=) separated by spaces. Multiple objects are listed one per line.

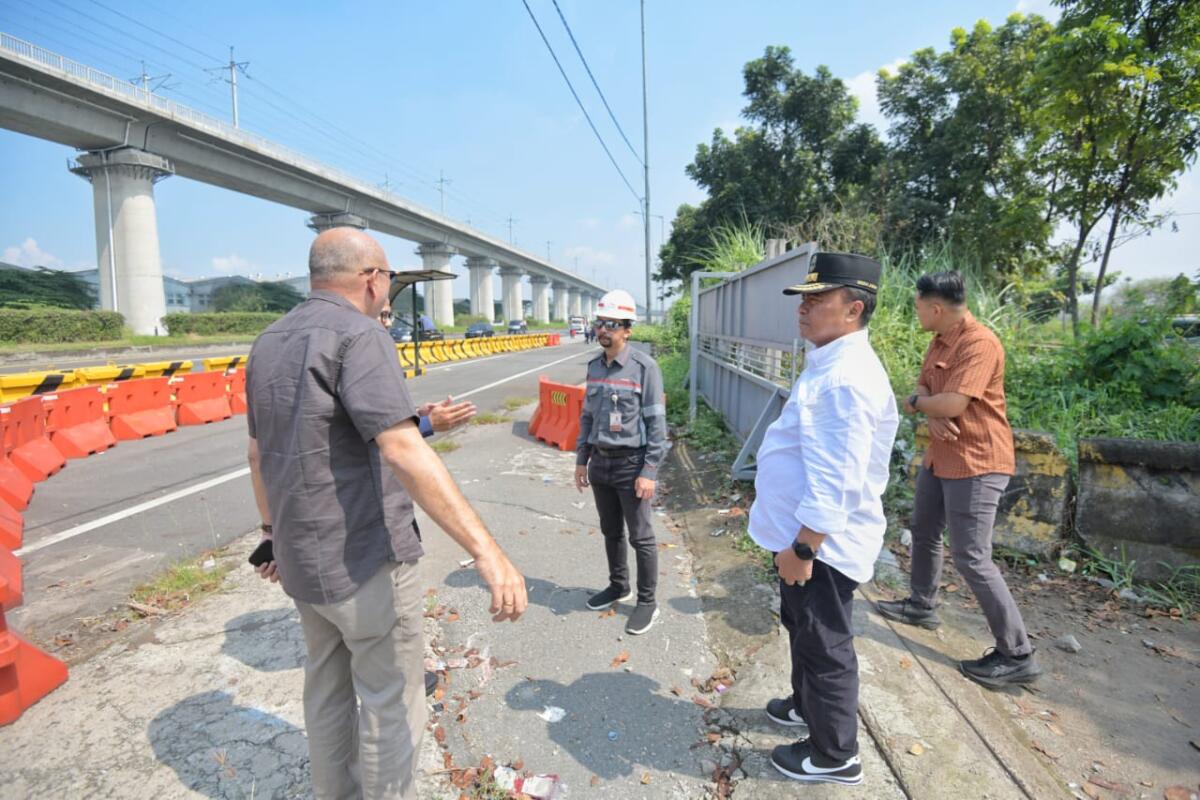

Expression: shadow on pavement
xmin=443 ymin=568 xmax=599 ymax=617
xmin=148 ymin=690 xmax=309 ymax=798
xmin=220 ymin=608 xmax=306 ymax=672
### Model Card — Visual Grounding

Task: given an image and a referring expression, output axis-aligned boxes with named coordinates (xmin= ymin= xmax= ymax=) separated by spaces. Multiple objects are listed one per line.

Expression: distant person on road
xmin=877 ymin=271 xmax=1042 ymax=688
xmin=380 ymin=302 xmax=477 ymax=437
xmin=244 ymin=228 xmax=527 ymax=800
xmin=574 ymin=288 xmax=670 ymax=636
xmin=748 ymin=253 xmax=898 ymax=786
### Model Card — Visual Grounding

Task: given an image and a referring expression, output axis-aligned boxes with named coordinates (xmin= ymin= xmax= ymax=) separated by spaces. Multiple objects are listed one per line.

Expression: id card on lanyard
xmin=608 ymin=392 xmax=622 ymax=432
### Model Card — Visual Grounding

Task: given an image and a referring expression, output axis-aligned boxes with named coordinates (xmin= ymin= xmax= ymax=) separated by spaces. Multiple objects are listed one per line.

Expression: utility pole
xmin=436 ymin=170 xmax=452 ymax=215
xmin=546 ymin=240 xmax=552 ymax=262
xmin=207 ymin=46 xmax=249 ymax=127
xmin=130 ymin=61 xmax=172 ymax=93
xmin=640 ymin=0 xmax=652 ymax=323
xmin=506 ymin=214 xmax=519 ymax=244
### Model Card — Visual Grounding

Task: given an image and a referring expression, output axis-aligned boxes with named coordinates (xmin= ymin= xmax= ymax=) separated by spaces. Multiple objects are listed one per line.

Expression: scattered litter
xmin=655 ymin=510 xmax=667 ymax=517
xmin=1057 ymin=556 xmax=1077 ymax=574
xmin=571 ymin=501 xmax=586 ymax=509
xmin=538 ymin=706 xmax=566 ymax=723
xmin=1037 ymin=573 xmax=1049 ymax=583
xmin=909 ymin=742 xmax=925 ymax=756
xmin=610 ymin=651 xmax=630 ymax=668
xmin=899 ymin=656 xmax=913 ymax=670
xmin=458 ymin=557 xmax=476 ymax=568
xmin=492 ymin=766 xmax=565 ymax=799
xmin=640 ymin=772 xmax=652 ymax=785
xmin=608 ymin=730 xmax=619 ymax=741
xmin=709 ymin=528 xmax=726 ymax=538
xmin=1117 ymin=587 xmax=1146 ymax=604
xmin=1055 ymin=634 xmax=1082 ymax=654
xmin=899 ymin=528 xmax=913 ymax=548
xmin=201 ymin=557 xmax=216 ymax=571
xmin=715 ymin=684 xmax=729 ymax=694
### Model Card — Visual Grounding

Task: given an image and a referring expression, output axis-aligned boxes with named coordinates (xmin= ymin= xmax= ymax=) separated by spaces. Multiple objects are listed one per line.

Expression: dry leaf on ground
xmin=691 ymin=694 xmax=714 ymax=708
xmin=641 ymin=772 xmax=652 ymax=785
xmin=909 ymin=742 xmax=924 ymax=756
xmin=1030 ymin=740 xmax=1061 ymax=760
xmin=899 ymin=656 xmax=913 ymax=670
xmin=611 ymin=651 xmax=630 ymax=668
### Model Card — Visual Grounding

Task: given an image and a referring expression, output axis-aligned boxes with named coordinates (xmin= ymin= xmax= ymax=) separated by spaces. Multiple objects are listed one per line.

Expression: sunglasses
xmin=379 ymin=310 xmax=394 ymax=324
xmin=592 ymin=320 xmax=627 ymax=331
xmin=362 ymin=267 xmax=399 ymax=280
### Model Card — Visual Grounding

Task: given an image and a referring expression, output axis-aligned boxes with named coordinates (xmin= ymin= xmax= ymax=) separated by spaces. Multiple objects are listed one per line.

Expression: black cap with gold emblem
xmin=782 ymin=252 xmax=882 ymax=295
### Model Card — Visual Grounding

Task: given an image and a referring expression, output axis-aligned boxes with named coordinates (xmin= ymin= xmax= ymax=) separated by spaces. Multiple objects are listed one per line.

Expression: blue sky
xmin=1 ymin=0 xmax=1195 ymax=306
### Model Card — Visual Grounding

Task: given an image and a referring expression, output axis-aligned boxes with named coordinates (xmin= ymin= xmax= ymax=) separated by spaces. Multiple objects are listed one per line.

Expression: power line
xmin=520 ymin=0 xmax=642 ymax=203
xmin=550 ymin=0 xmax=643 ymax=165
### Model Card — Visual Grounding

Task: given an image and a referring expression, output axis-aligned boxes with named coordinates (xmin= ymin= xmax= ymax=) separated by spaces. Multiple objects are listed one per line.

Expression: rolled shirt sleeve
xmin=639 ymin=359 xmax=670 ymax=480
xmin=794 ymin=384 xmax=879 ymax=536
xmin=338 ymin=327 xmax=419 ymax=442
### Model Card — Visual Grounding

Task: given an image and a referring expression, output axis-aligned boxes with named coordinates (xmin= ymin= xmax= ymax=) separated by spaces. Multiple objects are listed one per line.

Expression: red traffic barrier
xmin=528 ymin=377 xmax=584 ymax=452
xmin=0 ymin=451 xmax=33 ymax=513
xmin=0 ymin=562 xmax=68 ymax=725
xmin=545 ymin=333 xmax=561 ymax=346
xmin=174 ymin=372 xmax=233 ymax=426
xmin=107 ymin=377 xmax=177 ymax=441
xmin=43 ymin=386 xmax=117 ymax=460
xmin=0 ymin=502 xmax=20 ymax=552
xmin=0 ymin=548 xmax=21 ymax=613
xmin=226 ymin=369 xmax=247 ymax=415
xmin=1 ymin=398 xmax=66 ymax=483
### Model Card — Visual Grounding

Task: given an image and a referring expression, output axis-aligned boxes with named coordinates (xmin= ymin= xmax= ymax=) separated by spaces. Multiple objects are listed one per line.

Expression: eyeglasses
xmin=379 ymin=310 xmax=394 ymax=324
xmin=361 ymin=267 xmax=399 ymax=280
xmin=592 ymin=320 xmax=626 ymax=331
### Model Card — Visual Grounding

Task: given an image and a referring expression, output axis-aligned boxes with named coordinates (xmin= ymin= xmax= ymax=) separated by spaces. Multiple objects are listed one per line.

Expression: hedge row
xmin=0 ymin=309 xmax=125 ymax=343
xmin=163 ymin=312 xmax=281 ymax=336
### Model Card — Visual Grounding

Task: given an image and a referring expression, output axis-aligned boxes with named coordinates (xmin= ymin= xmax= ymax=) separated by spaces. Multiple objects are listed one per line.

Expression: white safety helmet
xmin=595 ymin=288 xmax=638 ymax=321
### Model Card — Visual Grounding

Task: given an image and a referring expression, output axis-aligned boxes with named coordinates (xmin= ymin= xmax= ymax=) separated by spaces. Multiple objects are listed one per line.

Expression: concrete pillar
xmin=465 ymin=256 xmax=497 ymax=321
xmin=71 ymin=147 xmax=173 ymax=336
xmin=569 ymin=288 xmax=583 ymax=318
xmin=552 ymin=281 xmax=570 ymax=322
xmin=416 ymin=242 xmax=457 ymax=327
xmin=583 ymin=293 xmax=595 ymax=320
xmin=498 ymin=266 xmax=525 ymax=323
xmin=307 ymin=212 xmax=367 ymax=233
xmin=528 ymin=274 xmax=551 ymax=324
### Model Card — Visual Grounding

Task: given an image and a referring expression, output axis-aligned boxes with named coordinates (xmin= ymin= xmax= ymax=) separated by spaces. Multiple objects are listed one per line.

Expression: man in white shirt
xmin=748 ymin=252 xmax=899 ymax=786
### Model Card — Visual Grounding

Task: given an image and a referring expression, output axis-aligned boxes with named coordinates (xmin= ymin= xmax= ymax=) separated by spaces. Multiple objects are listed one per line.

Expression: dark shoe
xmin=625 ymin=602 xmax=659 ymax=635
xmin=765 ymin=697 xmax=809 ymax=732
xmin=959 ymin=648 xmax=1043 ymax=689
xmin=876 ymin=598 xmax=943 ymax=630
xmin=424 ymin=670 xmax=439 ymax=698
xmin=770 ymin=739 xmax=863 ymax=785
xmin=587 ymin=585 xmax=633 ymax=611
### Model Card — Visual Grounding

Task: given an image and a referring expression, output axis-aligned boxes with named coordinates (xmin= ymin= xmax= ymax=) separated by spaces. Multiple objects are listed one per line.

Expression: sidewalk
xmin=0 ymin=405 xmax=1075 ymax=799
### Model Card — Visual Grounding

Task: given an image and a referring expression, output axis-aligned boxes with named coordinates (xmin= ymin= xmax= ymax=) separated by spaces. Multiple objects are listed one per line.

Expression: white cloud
xmin=846 ymin=58 xmax=906 ymax=134
xmin=1015 ymin=0 xmax=1061 ymax=21
xmin=211 ymin=254 xmax=253 ymax=275
xmin=563 ymin=244 xmax=617 ymax=267
xmin=2 ymin=237 xmax=62 ymax=268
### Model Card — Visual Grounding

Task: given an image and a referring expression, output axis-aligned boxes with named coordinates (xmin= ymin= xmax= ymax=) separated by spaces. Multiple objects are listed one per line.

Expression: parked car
xmin=465 ymin=322 xmax=495 ymax=338
xmin=507 ymin=319 xmax=528 ymax=334
xmin=1170 ymin=315 xmax=1199 ymax=346
xmin=417 ymin=326 xmax=445 ymax=342
xmin=388 ymin=321 xmax=414 ymax=343
xmin=568 ymin=316 xmax=586 ymax=335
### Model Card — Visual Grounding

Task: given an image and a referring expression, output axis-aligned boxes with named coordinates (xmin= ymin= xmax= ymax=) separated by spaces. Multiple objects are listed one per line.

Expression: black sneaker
xmin=587 ymin=585 xmax=633 ymax=611
xmin=625 ymin=602 xmax=659 ymax=635
xmin=765 ymin=697 xmax=809 ymax=732
xmin=959 ymin=647 xmax=1043 ymax=689
xmin=770 ymin=739 xmax=863 ymax=785
xmin=875 ymin=598 xmax=943 ymax=630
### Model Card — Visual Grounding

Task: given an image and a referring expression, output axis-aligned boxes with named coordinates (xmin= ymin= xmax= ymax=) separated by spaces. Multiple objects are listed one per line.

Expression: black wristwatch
xmin=908 ymin=393 xmax=920 ymax=412
xmin=260 ymin=523 xmax=273 ymax=534
xmin=791 ymin=541 xmax=817 ymax=561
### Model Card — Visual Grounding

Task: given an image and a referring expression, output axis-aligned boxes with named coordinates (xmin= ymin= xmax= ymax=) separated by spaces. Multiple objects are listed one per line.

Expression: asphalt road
xmin=9 ymin=339 xmax=596 ymax=644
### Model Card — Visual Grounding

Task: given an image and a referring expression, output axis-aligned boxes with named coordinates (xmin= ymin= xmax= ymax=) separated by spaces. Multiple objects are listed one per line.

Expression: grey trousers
xmin=909 ymin=467 xmax=1032 ymax=657
xmin=588 ymin=450 xmax=658 ymax=604
xmin=293 ymin=560 xmax=426 ymax=800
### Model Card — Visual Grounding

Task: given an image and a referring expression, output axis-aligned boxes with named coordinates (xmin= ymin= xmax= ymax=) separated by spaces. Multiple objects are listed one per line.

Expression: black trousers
xmin=779 ymin=559 xmax=859 ymax=761
xmin=588 ymin=451 xmax=657 ymax=604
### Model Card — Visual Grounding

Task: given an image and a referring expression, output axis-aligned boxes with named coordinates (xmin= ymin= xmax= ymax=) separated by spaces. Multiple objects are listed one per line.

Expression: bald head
xmin=309 ymin=228 xmax=386 ymax=286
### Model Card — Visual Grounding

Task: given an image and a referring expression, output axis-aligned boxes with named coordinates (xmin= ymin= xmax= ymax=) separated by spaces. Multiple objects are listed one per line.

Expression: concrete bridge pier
xmin=499 ymin=266 xmax=524 ymax=323
xmin=552 ymin=281 xmax=569 ymax=322
xmin=529 ymin=274 xmax=551 ymax=324
xmin=307 ymin=212 xmax=367 ymax=233
xmin=416 ymin=242 xmax=457 ymax=328
xmin=466 ymin=256 xmax=497 ymax=322
xmin=568 ymin=288 xmax=582 ymax=319
xmin=71 ymin=147 xmax=173 ymax=336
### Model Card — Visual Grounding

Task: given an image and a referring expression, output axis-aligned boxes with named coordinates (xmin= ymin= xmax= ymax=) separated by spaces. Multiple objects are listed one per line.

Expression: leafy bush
xmin=0 ymin=308 xmax=124 ymax=343
xmin=0 ymin=267 xmax=94 ymax=310
xmin=212 ymin=282 xmax=303 ymax=313
xmin=163 ymin=312 xmax=280 ymax=336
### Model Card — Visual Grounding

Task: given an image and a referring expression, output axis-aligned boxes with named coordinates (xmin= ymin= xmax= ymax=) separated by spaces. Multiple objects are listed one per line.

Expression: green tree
xmin=876 ymin=15 xmax=1057 ymax=278
xmin=658 ymin=47 xmax=883 ymax=284
xmin=0 ymin=266 xmax=94 ymax=309
xmin=211 ymin=281 xmax=303 ymax=313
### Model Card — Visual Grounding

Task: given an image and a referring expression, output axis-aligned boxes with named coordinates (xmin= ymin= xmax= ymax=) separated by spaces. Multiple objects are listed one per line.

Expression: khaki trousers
xmin=294 ymin=560 xmax=426 ymax=800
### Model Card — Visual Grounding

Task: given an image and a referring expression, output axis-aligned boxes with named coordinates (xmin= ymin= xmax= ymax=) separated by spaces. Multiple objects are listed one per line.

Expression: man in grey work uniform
xmin=245 ymin=228 xmax=527 ymax=800
xmin=573 ymin=288 xmax=670 ymax=635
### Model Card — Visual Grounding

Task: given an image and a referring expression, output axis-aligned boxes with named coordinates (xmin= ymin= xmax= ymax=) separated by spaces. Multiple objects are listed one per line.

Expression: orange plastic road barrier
xmin=0 ymin=548 xmax=21 ymax=612
xmin=174 ymin=372 xmax=233 ymax=426
xmin=527 ymin=377 xmax=585 ymax=452
xmin=107 ymin=377 xmax=177 ymax=440
xmin=0 ymin=562 xmax=69 ymax=725
xmin=0 ymin=502 xmax=20 ymax=551
xmin=43 ymin=386 xmax=117 ymax=460
xmin=226 ymin=370 xmax=247 ymax=415
xmin=1 ymin=398 xmax=66 ymax=483
xmin=0 ymin=454 xmax=32 ymax=514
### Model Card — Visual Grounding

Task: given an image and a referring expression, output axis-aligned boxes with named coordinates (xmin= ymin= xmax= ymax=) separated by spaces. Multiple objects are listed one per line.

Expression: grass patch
xmin=430 ymin=439 xmax=461 ymax=454
xmin=470 ymin=412 xmax=513 ymax=425
xmin=730 ymin=521 xmax=776 ymax=582
xmin=130 ymin=550 xmax=233 ymax=613
xmin=501 ymin=396 xmax=534 ymax=412
xmin=0 ymin=333 xmax=260 ymax=355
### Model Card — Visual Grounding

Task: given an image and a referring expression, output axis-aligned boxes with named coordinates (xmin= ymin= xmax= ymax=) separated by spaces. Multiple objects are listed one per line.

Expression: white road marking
xmin=15 ymin=467 xmax=251 ymax=556
xmin=17 ymin=344 xmax=588 ymax=553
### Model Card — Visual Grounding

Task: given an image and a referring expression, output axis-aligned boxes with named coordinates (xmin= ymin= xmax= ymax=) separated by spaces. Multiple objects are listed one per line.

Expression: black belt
xmin=594 ymin=446 xmax=644 ymax=458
